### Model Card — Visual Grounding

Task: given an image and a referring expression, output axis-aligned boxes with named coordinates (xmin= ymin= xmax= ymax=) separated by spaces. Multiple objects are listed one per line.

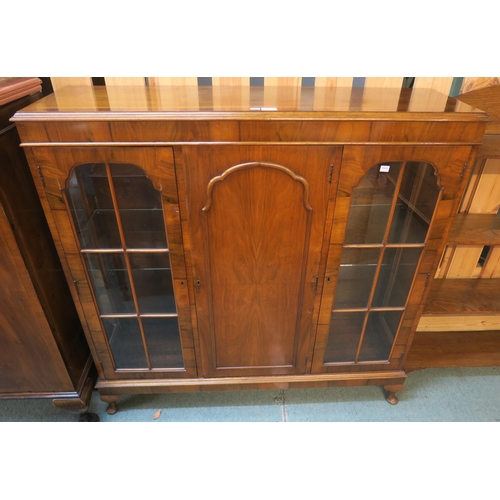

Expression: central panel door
xmin=180 ymin=146 xmax=340 ymax=377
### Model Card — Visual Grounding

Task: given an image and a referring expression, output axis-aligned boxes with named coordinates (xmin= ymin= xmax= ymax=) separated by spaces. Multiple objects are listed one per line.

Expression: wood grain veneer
xmin=12 ymin=84 xmax=489 ymax=412
xmin=0 ymin=91 xmax=93 ymax=411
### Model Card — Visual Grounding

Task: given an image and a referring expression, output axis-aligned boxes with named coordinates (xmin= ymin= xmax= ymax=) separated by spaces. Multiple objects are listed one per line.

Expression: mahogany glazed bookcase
xmin=12 ymin=84 xmax=488 ymax=413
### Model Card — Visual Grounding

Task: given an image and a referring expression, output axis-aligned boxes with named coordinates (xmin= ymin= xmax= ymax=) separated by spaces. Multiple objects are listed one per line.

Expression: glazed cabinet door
xmin=30 ymin=147 xmax=197 ymax=379
xmin=179 ymin=146 xmax=341 ymax=378
xmin=312 ymin=145 xmax=474 ymax=374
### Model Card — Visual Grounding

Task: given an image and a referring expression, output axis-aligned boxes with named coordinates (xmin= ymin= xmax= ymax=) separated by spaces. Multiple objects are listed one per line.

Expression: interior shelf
xmin=447 ymin=213 xmax=500 ymax=245
xmin=405 ymin=330 xmax=500 ymax=371
xmin=477 ymin=135 xmax=500 ymax=159
xmin=422 ymin=278 xmax=500 ymax=315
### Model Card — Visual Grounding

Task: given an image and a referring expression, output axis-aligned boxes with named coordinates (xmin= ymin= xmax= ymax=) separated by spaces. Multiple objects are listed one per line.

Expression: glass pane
xmin=344 ymin=162 xmax=403 ymax=244
xmin=358 ymin=311 xmax=402 ymax=361
xmin=103 ymin=317 xmax=148 ymax=369
xmin=388 ymin=162 xmax=439 ymax=244
xmin=129 ymin=253 xmax=176 ymax=313
xmin=142 ymin=318 xmax=184 ymax=368
xmin=110 ymin=164 xmax=167 ymax=249
xmin=67 ymin=163 xmax=121 ymax=249
xmin=84 ymin=253 xmax=135 ymax=314
xmin=333 ymin=248 xmax=380 ymax=309
xmin=324 ymin=312 xmax=365 ymax=363
xmin=372 ymin=248 xmax=422 ymax=308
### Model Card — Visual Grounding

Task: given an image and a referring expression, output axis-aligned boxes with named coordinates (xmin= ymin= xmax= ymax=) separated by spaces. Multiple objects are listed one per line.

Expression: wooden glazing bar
xmin=100 ymin=314 xmax=137 ymax=318
xmin=353 ymin=252 xmax=386 ymax=363
xmin=343 ymin=243 xmax=425 ymax=249
xmin=332 ymin=308 xmax=368 ymax=313
xmin=124 ymin=248 xmax=170 ymax=253
xmin=105 ymin=163 xmax=152 ymax=369
xmin=80 ymin=249 xmax=124 ymax=253
xmin=100 ymin=313 xmax=178 ymax=319
xmin=74 ymin=169 xmax=111 ymax=288
xmin=354 ymin=161 xmax=407 ymax=362
xmin=80 ymin=248 xmax=170 ymax=254
xmin=61 ymin=187 xmax=116 ymax=366
xmin=379 ymin=164 xmax=429 ymax=307
xmin=140 ymin=313 xmax=178 ymax=318
xmin=368 ymin=307 xmax=406 ymax=312
xmin=332 ymin=307 xmax=405 ymax=313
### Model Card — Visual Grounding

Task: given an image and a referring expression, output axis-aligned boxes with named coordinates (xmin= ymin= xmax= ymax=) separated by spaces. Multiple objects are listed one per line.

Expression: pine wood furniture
xmin=406 ymin=84 xmax=500 ymax=371
xmin=0 ymin=81 xmax=93 ymax=413
xmin=12 ymin=85 xmax=488 ymax=413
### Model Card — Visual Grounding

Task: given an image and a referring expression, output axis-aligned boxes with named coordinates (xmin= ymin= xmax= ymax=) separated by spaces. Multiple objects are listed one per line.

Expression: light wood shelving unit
xmin=406 ymin=83 xmax=500 ymax=371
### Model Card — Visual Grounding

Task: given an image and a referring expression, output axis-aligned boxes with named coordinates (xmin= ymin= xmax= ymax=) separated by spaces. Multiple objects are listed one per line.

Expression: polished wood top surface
xmin=456 ymin=84 xmax=500 ymax=121
xmin=12 ymin=86 xmax=488 ymax=122
xmin=456 ymin=84 xmax=500 ymax=134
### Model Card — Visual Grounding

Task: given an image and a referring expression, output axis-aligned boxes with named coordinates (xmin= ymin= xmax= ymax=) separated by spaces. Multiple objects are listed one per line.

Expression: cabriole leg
xmin=384 ymin=384 xmax=405 ymax=405
xmin=100 ymin=394 xmax=120 ymax=414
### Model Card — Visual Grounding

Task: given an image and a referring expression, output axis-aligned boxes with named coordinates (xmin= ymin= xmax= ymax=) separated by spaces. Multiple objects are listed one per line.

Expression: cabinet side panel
xmin=1 ymin=125 xmax=88 ymax=389
xmin=0 ymin=205 xmax=73 ymax=393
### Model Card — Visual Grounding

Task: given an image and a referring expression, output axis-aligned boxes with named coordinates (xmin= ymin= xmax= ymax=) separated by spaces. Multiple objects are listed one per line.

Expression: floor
xmin=1 ymin=366 xmax=500 ymax=422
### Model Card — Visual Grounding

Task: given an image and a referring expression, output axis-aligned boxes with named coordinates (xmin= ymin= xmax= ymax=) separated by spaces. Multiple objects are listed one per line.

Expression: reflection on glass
xmin=372 ymin=248 xmax=422 ymax=308
xmin=324 ymin=312 xmax=365 ymax=363
xmin=84 ymin=253 xmax=135 ymax=314
xmin=67 ymin=163 xmax=121 ymax=249
xmin=344 ymin=163 xmax=403 ymax=244
xmin=68 ymin=163 xmax=183 ymax=371
xmin=333 ymin=248 xmax=380 ymax=309
xmin=103 ymin=317 xmax=148 ymax=369
xmin=388 ymin=162 xmax=439 ymax=244
xmin=129 ymin=253 xmax=176 ymax=313
xmin=358 ymin=311 xmax=403 ymax=361
xmin=120 ymin=210 xmax=167 ymax=249
xmin=324 ymin=160 xmax=440 ymax=367
xmin=111 ymin=164 xmax=167 ymax=249
xmin=142 ymin=318 xmax=184 ymax=368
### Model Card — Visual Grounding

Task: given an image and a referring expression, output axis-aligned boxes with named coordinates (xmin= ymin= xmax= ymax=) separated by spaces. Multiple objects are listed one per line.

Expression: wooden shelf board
xmin=447 ymin=213 xmax=500 ymax=245
xmin=417 ymin=315 xmax=500 ymax=332
xmin=405 ymin=330 xmax=500 ymax=371
xmin=422 ymin=278 xmax=500 ymax=315
xmin=477 ymin=135 xmax=500 ymax=158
